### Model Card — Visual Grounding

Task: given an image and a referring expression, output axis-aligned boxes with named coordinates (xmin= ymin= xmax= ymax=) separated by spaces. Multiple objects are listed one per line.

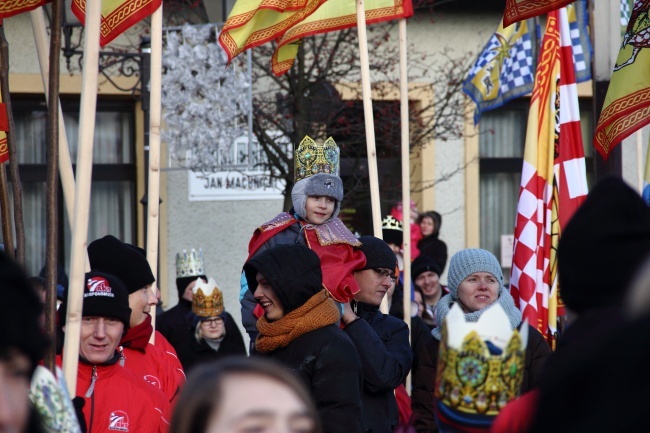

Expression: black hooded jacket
xmin=244 ymin=244 xmax=364 ymax=433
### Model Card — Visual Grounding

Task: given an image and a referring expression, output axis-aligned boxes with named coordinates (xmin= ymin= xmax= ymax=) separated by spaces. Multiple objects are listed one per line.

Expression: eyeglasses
xmin=201 ymin=317 xmax=224 ymax=326
xmin=373 ymin=268 xmax=397 ymax=283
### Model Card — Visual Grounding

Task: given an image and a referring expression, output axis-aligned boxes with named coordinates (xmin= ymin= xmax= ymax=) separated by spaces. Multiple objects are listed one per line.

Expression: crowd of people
xmin=5 ymin=135 xmax=650 ymax=433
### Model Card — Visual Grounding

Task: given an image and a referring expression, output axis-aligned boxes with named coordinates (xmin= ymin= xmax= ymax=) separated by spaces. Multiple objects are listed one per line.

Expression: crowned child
xmin=240 ymin=136 xmax=366 ymax=345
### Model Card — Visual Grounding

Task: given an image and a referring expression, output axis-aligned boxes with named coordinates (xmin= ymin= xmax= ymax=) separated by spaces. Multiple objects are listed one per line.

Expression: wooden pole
xmin=398 ymin=18 xmax=412 ymax=393
xmin=355 ymin=0 xmax=382 ymax=239
xmin=30 ymin=8 xmax=77 ymax=228
xmin=62 ymin=0 xmax=102 ymax=392
xmin=147 ymin=4 xmax=163 ymax=340
xmin=43 ymin=0 xmax=63 ymax=373
xmin=0 ymin=23 xmax=25 ymax=265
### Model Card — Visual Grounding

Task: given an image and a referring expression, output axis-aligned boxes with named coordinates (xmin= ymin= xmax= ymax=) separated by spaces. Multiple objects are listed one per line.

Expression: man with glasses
xmin=342 ymin=235 xmax=413 ymax=433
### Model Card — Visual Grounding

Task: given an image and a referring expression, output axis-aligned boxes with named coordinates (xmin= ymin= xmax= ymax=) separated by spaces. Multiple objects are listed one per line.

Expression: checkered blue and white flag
xmin=566 ymin=0 xmax=592 ymax=83
xmin=463 ymin=17 xmax=538 ymax=125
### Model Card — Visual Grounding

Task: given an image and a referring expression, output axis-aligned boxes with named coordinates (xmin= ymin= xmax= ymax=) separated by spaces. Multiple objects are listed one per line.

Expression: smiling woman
xmin=411 ymin=249 xmax=552 ymax=432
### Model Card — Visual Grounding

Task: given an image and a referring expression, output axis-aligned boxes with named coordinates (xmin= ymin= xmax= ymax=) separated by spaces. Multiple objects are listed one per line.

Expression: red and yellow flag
xmin=0 ymin=90 xmax=9 ymax=164
xmin=504 ymin=0 xmax=573 ymax=27
xmin=271 ymin=0 xmax=413 ymax=75
xmin=218 ymin=0 xmax=328 ymax=63
xmin=594 ymin=0 xmax=650 ymax=160
xmin=71 ymin=0 xmax=161 ymax=47
xmin=0 ymin=0 xmax=50 ymax=18
xmin=510 ymin=7 xmax=588 ymax=347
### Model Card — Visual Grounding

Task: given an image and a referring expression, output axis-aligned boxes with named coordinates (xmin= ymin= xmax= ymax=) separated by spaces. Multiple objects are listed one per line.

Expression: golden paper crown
xmin=176 ymin=248 xmax=205 ymax=278
xmin=295 ymin=135 xmax=340 ymax=182
xmin=435 ymin=304 xmax=527 ymax=417
xmin=382 ymin=215 xmax=403 ymax=232
xmin=192 ymin=277 xmax=224 ymax=317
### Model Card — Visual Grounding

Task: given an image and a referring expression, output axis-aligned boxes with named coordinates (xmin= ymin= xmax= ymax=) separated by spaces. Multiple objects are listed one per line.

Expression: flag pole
xmin=30 ymin=8 xmax=77 ymax=231
xmin=62 ymin=0 xmax=102 ymax=392
xmin=146 ymin=4 xmax=163 ymax=340
xmin=398 ymin=17 xmax=412 ymax=392
xmin=355 ymin=0 xmax=382 ymax=239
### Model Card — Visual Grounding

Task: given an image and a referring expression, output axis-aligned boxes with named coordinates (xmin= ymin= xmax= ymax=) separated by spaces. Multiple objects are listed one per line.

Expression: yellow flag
xmin=594 ymin=0 xmax=650 ymax=159
xmin=218 ymin=0 xmax=327 ymax=63
xmin=71 ymin=0 xmax=161 ymax=47
xmin=271 ymin=0 xmax=413 ymax=75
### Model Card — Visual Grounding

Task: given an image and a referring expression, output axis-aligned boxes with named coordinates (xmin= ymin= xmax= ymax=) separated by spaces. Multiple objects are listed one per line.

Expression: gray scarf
xmin=204 ymin=335 xmax=225 ymax=352
xmin=432 ymin=286 xmax=523 ymax=340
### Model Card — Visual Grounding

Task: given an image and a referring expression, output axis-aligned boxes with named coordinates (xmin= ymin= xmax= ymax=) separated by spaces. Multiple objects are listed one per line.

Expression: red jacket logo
xmin=144 ymin=374 xmax=161 ymax=389
xmin=109 ymin=410 xmax=129 ymax=431
xmin=87 ymin=276 xmax=112 ymax=293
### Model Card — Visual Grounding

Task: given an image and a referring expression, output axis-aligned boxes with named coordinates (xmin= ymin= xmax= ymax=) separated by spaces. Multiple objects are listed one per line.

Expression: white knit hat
xmin=446 ymin=249 xmax=504 ymax=298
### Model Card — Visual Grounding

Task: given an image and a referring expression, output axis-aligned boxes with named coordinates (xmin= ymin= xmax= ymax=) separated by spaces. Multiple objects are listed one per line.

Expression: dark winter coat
xmin=173 ymin=317 xmax=247 ymax=374
xmin=263 ymin=324 xmax=364 ymax=433
xmin=416 ymin=235 xmax=448 ymax=274
xmin=412 ymin=323 xmax=550 ymax=433
xmin=344 ymin=301 xmax=412 ymax=433
xmin=245 ymin=244 xmax=364 ymax=433
xmin=157 ymin=299 xmax=246 ymax=370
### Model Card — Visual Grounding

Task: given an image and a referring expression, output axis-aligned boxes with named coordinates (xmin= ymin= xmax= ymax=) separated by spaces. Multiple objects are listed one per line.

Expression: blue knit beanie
xmin=446 ymin=249 xmax=504 ymax=298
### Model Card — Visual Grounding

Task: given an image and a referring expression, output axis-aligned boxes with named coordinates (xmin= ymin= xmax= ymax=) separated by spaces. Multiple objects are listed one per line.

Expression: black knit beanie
xmin=176 ymin=276 xmax=207 ymax=299
xmin=558 ymin=176 xmax=650 ymax=313
xmin=88 ymin=235 xmax=155 ymax=294
xmin=59 ymin=272 xmax=132 ymax=330
xmin=358 ymin=236 xmax=397 ymax=270
xmin=411 ymin=254 xmax=442 ymax=281
xmin=244 ymin=244 xmax=323 ymax=314
xmin=0 ymin=251 xmax=48 ymax=375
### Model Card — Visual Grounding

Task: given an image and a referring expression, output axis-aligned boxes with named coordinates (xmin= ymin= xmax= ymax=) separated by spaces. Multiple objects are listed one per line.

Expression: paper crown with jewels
xmin=294 ymin=135 xmax=340 ymax=182
xmin=434 ymin=303 xmax=528 ymax=432
xmin=176 ymin=248 xmax=205 ymax=279
xmin=192 ymin=277 xmax=224 ymax=317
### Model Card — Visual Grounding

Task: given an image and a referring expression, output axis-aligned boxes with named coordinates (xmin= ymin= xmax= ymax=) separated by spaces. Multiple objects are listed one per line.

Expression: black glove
xmin=72 ymin=397 xmax=87 ymax=433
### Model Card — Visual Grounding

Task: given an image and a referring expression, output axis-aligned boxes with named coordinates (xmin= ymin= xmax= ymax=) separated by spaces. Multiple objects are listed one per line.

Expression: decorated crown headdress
xmin=382 ymin=215 xmax=403 ymax=232
xmin=176 ymin=248 xmax=205 ymax=278
xmin=295 ymin=135 xmax=340 ymax=182
xmin=192 ymin=277 xmax=224 ymax=317
xmin=434 ymin=304 xmax=528 ymax=432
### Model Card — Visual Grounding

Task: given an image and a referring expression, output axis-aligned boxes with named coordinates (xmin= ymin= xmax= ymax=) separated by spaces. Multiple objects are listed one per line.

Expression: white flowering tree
xmin=161 ymin=24 xmax=251 ymax=172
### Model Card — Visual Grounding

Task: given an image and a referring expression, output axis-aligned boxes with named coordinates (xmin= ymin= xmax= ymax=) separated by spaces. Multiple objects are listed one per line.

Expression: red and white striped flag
xmin=510 ymin=7 xmax=588 ymax=347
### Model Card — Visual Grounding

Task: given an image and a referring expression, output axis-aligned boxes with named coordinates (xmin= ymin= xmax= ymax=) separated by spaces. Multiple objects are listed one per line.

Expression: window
xmin=6 ymin=97 xmax=137 ymax=275
xmin=478 ymin=99 xmax=594 ymax=269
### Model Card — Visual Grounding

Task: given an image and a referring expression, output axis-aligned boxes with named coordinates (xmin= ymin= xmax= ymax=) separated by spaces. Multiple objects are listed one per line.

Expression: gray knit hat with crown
xmin=446 ymin=248 xmax=504 ymax=298
xmin=291 ymin=173 xmax=343 ymax=221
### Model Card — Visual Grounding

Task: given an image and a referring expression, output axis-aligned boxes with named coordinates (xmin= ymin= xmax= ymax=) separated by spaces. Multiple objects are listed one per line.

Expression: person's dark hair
xmin=417 ymin=211 xmax=442 ymax=236
xmin=0 ymin=251 xmax=48 ymax=375
xmin=171 ymin=357 xmax=322 ymax=433
xmin=413 ymin=284 xmax=433 ymax=322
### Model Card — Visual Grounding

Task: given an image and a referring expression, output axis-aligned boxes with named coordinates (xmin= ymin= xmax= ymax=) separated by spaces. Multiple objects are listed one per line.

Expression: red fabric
xmin=153 ymin=330 xmax=187 ymax=382
xmin=489 ymin=389 xmax=539 ymax=433
xmin=0 ymin=103 xmax=8 ymax=131
xmin=395 ymin=384 xmax=412 ymax=426
xmin=248 ymin=214 xmax=366 ymax=303
xmin=119 ymin=315 xmax=184 ymax=406
xmin=390 ymin=205 xmax=422 ymax=259
xmin=71 ymin=0 xmax=161 ymax=47
xmin=0 ymin=0 xmax=50 ymax=19
xmin=120 ymin=314 xmax=153 ymax=351
xmin=503 ymin=0 xmax=573 ymax=26
xmin=56 ymin=355 xmax=170 ymax=433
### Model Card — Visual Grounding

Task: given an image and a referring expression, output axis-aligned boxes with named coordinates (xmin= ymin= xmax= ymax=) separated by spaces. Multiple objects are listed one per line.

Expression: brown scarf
xmin=256 ymin=289 xmax=340 ymax=353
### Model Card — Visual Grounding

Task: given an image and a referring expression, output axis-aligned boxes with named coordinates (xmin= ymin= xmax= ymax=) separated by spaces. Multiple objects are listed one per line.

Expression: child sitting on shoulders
xmin=240 ymin=136 xmax=366 ymax=345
